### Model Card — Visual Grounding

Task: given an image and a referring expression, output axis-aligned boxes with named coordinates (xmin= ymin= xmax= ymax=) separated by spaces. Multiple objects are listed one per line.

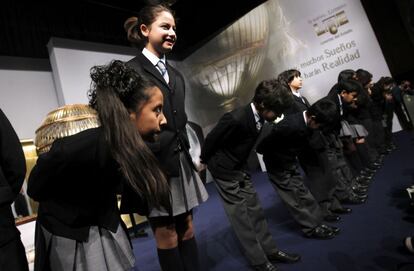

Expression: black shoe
xmin=357 ymin=178 xmax=371 ymax=186
xmin=267 ymin=250 xmax=301 ymax=263
xmin=354 ymin=182 xmax=369 ymax=189
xmin=362 ymin=168 xmax=376 ymax=175
xmin=331 ymin=207 xmax=352 ymax=214
xmin=357 ymin=193 xmax=368 ymax=200
xmin=369 ymin=162 xmax=381 ymax=169
xmin=306 ymin=225 xmax=335 ymax=239
xmin=324 ymin=214 xmax=341 ymax=222
xmin=321 ymin=224 xmax=340 ymax=235
xmin=253 ymin=261 xmax=279 ymax=271
xmin=342 ymin=196 xmax=366 ymax=205
xmin=352 ymin=186 xmax=368 ymax=195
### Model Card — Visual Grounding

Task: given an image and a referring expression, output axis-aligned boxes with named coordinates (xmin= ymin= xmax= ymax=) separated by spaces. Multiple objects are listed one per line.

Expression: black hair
xmin=124 ymin=4 xmax=175 ymax=47
xmin=355 ymin=69 xmax=373 ymax=88
xmin=337 ymin=79 xmax=363 ymax=95
xmin=277 ymin=69 xmax=301 ymax=84
xmin=88 ymin=60 xmax=170 ymax=212
xmin=252 ymin=78 xmax=294 ymax=114
xmin=307 ymin=98 xmax=338 ymax=126
xmin=376 ymin=76 xmax=395 ymax=89
xmin=337 ymin=69 xmax=355 ymax=82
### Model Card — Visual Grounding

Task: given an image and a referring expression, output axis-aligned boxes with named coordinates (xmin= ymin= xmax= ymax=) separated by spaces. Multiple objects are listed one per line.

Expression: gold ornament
xmin=35 ymin=104 xmax=100 ymax=154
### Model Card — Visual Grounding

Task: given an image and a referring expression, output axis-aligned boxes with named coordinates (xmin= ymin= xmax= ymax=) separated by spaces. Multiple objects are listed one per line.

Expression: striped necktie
xmin=156 ymin=60 xmax=169 ymax=82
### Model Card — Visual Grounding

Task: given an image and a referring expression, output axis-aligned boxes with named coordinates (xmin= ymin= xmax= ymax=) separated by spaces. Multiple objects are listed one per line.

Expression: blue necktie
xmin=156 ymin=60 xmax=168 ymax=82
xmin=256 ymin=117 xmax=264 ymax=131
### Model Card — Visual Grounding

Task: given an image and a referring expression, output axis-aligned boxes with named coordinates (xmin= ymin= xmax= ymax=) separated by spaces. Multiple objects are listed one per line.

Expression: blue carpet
xmin=132 ymin=131 xmax=414 ymax=271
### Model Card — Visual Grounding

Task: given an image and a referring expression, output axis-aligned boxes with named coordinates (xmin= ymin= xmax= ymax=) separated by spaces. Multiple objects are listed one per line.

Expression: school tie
xmin=256 ymin=117 xmax=264 ymax=131
xmin=297 ymin=94 xmax=306 ymax=105
xmin=156 ymin=60 xmax=169 ymax=83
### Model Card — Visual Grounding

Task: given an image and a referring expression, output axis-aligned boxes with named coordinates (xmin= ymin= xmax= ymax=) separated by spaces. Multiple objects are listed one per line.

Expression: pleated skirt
xmin=149 ymin=152 xmax=209 ymax=217
xmin=340 ymin=120 xmax=368 ymax=138
xmin=35 ymin=223 xmax=135 ymax=271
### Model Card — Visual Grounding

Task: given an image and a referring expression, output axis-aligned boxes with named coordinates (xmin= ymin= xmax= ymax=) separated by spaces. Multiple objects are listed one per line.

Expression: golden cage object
xmin=35 ymin=104 xmax=100 ymax=154
xmin=34 ymin=104 xmax=147 ymax=228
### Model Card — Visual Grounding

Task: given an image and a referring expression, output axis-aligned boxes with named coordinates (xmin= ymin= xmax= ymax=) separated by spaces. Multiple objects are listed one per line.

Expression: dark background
xmin=1 ymin=0 xmax=413 ymax=82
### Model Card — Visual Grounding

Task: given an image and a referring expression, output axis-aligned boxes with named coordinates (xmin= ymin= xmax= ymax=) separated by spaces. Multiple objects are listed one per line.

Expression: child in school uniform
xmin=28 ymin=60 xmax=170 ymax=271
xmin=256 ymin=99 xmax=340 ymax=239
xmin=124 ymin=4 xmax=208 ymax=271
xmin=201 ymin=79 xmax=300 ymax=271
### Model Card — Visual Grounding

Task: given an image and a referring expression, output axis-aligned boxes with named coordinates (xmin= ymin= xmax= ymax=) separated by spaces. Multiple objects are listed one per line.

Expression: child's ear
xmin=140 ymin=24 xmax=150 ymax=37
xmin=129 ymin=112 xmax=136 ymax=121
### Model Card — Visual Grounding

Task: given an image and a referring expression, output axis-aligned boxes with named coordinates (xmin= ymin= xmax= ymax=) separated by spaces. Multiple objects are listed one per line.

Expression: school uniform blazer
xmin=200 ymin=104 xmax=259 ymax=181
xmin=284 ymin=94 xmax=310 ymax=115
xmin=256 ymin=112 xmax=315 ymax=173
xmin=127 ymin=53 xmax=192 ymax=178
xmin=325 ymin=93 xmax=345 ymax=135
xmin=27 ymin=128 xmax=123 ymax=242
xmin=0 ymin=109 xmax=26 ymax=246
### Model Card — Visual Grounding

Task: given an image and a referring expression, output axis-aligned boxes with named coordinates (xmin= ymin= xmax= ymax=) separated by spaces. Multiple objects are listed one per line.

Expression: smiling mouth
xmin=165 ymin=37 xmax=176 ymax=44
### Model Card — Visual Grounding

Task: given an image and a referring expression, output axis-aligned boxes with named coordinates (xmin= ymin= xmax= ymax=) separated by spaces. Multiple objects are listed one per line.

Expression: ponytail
xmin=89 ymin=60 xmax=170 ymax=212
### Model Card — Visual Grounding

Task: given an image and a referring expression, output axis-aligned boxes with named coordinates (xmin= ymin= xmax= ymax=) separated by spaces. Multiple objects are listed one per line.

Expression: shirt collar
xmin=250 ymin=103 xmax=261 ymax=123
xmin=303 ymin=111 xmax=308 ymax=125
xmin=142 ymin=48 xmax=166 ymax=66
xmin=336 ymin=94 xmax=343 ymax=115
xmin=292 ymin=90 xmax=301 ymax=98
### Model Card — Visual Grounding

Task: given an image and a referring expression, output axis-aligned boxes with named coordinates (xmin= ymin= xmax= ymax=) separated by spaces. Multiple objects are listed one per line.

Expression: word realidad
xmin=321 ymin=49 xmax=360 ymax=71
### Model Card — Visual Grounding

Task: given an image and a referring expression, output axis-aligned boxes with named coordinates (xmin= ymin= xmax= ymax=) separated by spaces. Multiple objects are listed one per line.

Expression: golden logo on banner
xmin=313 ymin=10 xmax=349 ymax=36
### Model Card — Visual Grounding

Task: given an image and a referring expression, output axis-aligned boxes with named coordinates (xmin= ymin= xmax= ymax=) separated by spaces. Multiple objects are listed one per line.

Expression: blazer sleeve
xmin=27 ymin=139 xmax=65 ymax=201
xmin=200 ymin=113 xmax=238 ymax=163
xmin=0 ymin=109 xmax=26 ymax=207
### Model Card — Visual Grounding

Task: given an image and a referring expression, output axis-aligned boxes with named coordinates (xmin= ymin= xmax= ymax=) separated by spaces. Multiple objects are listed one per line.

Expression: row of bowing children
xmin=200 ymin=68 xmax=398 ymax=271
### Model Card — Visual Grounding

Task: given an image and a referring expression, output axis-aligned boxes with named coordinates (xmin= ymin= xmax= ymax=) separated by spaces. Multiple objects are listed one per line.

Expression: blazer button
xmin=173 ymin=109 xmax=177 ymax=114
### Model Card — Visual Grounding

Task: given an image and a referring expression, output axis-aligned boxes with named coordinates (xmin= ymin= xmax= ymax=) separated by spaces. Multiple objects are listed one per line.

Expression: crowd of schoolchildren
xmin=1 ymin=3 xmax=413 ymax=271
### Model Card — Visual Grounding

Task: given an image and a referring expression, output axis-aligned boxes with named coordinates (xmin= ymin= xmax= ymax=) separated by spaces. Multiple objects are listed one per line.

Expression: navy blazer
xmin=284 ymin=94 xmax=310 ymax=115
xmin=201 ymin=104 xmax=259 ymax=180
xmin=257 ymin=112 xmax=315 ymax=172
xmin=0 ymin=109 xmax=26 ymax=246
xmin=127 ymin=53 xmax=192 ymax=178
xmin=28 ymin=128 xmax=123 ymax=241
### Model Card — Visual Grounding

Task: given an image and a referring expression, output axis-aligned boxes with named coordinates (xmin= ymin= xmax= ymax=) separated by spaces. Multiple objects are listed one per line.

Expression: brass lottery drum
xmin=35 ymin=104 xmax=100 ymax=154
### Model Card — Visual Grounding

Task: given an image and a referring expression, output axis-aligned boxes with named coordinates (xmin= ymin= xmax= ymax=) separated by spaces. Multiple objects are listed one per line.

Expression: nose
xmin=160 ymin=113 xmax=167 ymax=126
xmin=168 ymin=27 xmax=176 ymax=37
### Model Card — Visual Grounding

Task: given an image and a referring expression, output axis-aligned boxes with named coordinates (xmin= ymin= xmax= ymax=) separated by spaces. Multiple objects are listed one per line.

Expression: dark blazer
xmin=284 ymin=94 xmax=310 ymax=115
xmin=257 ymin=112 xmax=315 ymax=172
xmin=325 ymin=93 xmax=345 ymax=134
xmin=201 ymin=104 xmax=259 ymax=180
xmin=0 ymin=109 xmax=26 ymax=246
xmin=27 ymin=128 xmax=123 ymax=242
xmin=127 ymin=52 xmax=192 ymax=177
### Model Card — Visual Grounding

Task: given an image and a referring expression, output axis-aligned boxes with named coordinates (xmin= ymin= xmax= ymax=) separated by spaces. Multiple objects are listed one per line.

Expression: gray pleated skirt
xmin=339 ymin=120 xmax=354 ymax=137
xmin=38 ymin=223 xmax=135 ymax=271
xmin=350 ymin=124 xmax=368 ymax=138
xmin=149 ymin=152 xmax=209 ymax=217
xmin=340 ymin=121 xmax=368 ymax=138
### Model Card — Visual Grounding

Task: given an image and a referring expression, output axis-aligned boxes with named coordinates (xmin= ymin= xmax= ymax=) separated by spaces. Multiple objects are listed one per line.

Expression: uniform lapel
xmin=302 ymin=96 xmax=311 ymax=107
xmin=136 ymin=53 xmax=172 ymax=90
xmin=167 ymin=62 xmax=177 ymax=90
xmin=245 ymin=105 xmax=259 ymax=135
